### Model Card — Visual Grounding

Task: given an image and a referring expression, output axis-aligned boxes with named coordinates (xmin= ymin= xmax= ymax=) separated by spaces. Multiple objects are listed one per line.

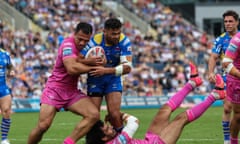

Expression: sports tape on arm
xmin=115 ymin=56 xmax=132 ymax=76
xmin=122 ymin=114 xmax=139 ymax=138
xmin=222 ymin=57 xmax=234 ymax=73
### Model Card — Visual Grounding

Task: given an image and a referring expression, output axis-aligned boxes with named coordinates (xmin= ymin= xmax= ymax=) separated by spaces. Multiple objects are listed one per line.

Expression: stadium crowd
xmin=1 ymin=0 xmax=220 ymax=98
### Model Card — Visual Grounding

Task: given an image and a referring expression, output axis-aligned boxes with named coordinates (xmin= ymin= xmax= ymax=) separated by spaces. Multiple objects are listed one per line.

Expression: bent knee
xmin=174 ymin=113 xmax=189 ymax=124
xmin=224 ymin=106 xmax=232 ymax=114
xmin=86 ymin=109 xmax=100 ymax=122
xmin=38 ymin=120 xmax=52 ymax=132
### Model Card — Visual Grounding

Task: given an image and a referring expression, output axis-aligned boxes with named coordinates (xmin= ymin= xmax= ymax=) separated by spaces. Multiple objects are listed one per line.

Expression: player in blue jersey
xmin=0 ymin=48 xmax=14 ymax=144
xmin=208 ymin=10 xmax=239 ymax=144
xmin=79 ymin=18 xmax=132 ymax=133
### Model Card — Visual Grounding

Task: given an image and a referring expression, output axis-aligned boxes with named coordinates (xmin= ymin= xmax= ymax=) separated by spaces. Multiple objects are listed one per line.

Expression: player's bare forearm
xmin=78 ymin=56 xmax=103 ymax=66
xmin=229 ymin=67 xmax=240 ymax=79
xmin=64 ymin=58 xmax=94 ymax=75
xmin=208 ymin=54 xmax=218 ymax=74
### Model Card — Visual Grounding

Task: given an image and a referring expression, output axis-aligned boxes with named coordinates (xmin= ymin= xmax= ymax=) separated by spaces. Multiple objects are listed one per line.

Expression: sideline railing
xmin=12 ymin=95 xmax=223 ymax=112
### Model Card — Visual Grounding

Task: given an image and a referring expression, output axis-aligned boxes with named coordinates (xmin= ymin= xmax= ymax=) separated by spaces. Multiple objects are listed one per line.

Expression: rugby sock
xmin=231 ymin=137 xmax=238 ymax=144
xmin=186 ymin=95 xmax=215 ymax=121
xmin=222 ymin=121 xmax=230 ymax=142
xmin=167 ymin=83 xmax=193 ymax=111
xmin=1 ymin=118 xmax=11 ymax=141
xmin=63 ymin=137 xmax=75 ymax=144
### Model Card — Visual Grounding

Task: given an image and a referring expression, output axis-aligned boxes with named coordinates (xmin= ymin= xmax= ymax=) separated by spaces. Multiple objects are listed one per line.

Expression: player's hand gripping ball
xmin=85 ymin=46 xmax=107 ymax=65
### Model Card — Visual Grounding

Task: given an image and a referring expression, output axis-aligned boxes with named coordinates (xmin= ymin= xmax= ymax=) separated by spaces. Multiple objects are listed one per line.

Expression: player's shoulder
xmin=0 ymin=48 xmax=5 ymax=53
xmin=235 ymin=32 xmax=240 ymax=37
xmin=61 ymin=37 xmax=75 ymax=47
xmin=119 ymin=33 xmax=131 ymax=46
xmin=231 ymin=32 xmax=240 ymax=44
xmin=215 ymin=32 xmax=228 ymax=42
xmin=93 ymin=32 xmax=104 ymax=45
xmin=219 ymin=32 xmax=226 ymax=37
xmin=219 ymin=32 xmax=229 ymax=39
xmin=0 ymin=48 xmax=10 ymax=56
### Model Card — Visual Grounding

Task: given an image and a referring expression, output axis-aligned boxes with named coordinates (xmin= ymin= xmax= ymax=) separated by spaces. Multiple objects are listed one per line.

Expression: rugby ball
xmin=85 ymin=46 xmax=106 ymax=59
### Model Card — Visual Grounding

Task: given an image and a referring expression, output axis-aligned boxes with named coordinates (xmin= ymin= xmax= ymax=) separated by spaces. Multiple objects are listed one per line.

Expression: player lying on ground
xmin=86 ymin=62 xmax=226 ymax=144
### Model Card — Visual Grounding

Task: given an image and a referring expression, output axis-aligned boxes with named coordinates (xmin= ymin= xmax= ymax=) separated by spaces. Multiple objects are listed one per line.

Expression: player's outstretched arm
xmin=121 ymin=113 xmax=139 ymax=138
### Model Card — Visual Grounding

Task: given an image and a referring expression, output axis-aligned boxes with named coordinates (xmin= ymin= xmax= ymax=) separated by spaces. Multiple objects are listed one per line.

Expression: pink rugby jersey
xmin=225 ymin=32 xmax=240 ymax=79
xmin=107 ymin=132 xmax=165 ymax=144
xmin=46 ymin=36 xmax=79 ymax=89
xmin=106 ymin=115 xmax=165 ymax=144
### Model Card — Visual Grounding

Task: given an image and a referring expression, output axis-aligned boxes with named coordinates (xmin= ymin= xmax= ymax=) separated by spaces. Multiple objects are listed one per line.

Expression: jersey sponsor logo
xmin=63 ymin=42 xmax=73 ymax=46
xmin=228 ymin=44 xmax=237 ymax=52
xmin=223 ymin=39 xmax=229 ymax=43
xmin=115 ymin=47 xmax=121 ymax=51
xmin=63 ymin=47 xmax=72 ymax=56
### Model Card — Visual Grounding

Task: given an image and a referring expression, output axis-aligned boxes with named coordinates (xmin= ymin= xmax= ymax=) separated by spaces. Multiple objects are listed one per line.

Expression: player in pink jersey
xmin=223 ymin=32 xmax=240 ymax=144
xmin=28 ymin=22 xmax=103 ymax=144
xmin=86 ymin=62 xmax=226 ymax=144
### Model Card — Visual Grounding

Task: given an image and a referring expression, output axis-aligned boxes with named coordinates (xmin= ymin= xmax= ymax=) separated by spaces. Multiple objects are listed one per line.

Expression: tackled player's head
xmin=104 ymin=18 xmax=122 ymax=45
xmin=86 ymin=120 xmax=105 ymax=144
xmin=74 ymin=22 xmax=93 ymax=50
xmin=86 ymin=120 xmax=118 ymax=144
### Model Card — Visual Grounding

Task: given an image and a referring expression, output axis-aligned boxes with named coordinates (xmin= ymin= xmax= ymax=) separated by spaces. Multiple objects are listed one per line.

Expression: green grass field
xmin=9 ymin=106 xmax=224 ymax=144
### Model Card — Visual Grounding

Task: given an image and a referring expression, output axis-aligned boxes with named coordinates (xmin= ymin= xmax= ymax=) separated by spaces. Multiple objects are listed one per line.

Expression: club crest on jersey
xmin=127 ymin=46 xmax=132 ymax=51
xmin=63 ymin=47 xmax=72 ymax=56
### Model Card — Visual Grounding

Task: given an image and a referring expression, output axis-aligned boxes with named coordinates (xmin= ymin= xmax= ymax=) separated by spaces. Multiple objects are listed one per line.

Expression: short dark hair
xmin=104 ymin=18 xmax=122 ymax=29
xmin=223 ymin=10 xmax=239 ymax=21
xmin=74 ymin=22 xmax=93 ymax=34
xmin=86 ymin=120 xmax=105 ymax=144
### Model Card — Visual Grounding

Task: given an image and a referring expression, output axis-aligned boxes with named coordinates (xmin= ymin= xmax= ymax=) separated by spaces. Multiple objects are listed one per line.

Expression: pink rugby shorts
xmin=41 ymin=86 xmax=88 ymax=111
